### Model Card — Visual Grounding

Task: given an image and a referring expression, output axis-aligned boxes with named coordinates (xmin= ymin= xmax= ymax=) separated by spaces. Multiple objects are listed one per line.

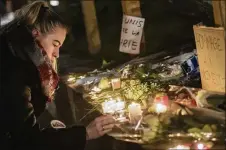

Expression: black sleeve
xmin=1 ymin=64 xmax=86 ymax=150
xmin=41 ymin=126 xmax=86 ymax=150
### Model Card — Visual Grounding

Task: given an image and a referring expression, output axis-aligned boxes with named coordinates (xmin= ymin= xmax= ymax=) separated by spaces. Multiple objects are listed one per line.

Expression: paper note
xmin=119 ymin=15 xmax=145 ymax=54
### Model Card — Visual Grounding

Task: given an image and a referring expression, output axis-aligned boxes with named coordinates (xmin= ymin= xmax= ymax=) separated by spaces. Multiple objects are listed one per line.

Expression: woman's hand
xmin=86 ymin=115 xmax=115 ymax=140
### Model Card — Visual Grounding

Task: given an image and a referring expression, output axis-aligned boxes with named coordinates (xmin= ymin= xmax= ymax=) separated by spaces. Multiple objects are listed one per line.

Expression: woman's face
xmin=33 ymin=26 xmax=67 ymax=62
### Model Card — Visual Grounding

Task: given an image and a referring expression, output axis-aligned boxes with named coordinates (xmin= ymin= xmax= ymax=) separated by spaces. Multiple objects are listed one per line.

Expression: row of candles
xmin=169 ymin=143 xmax=207 ymax=150
xmin=102 ymin=98 xmax=143 ymax=123
xmin=101 ymin=98 xmax=210 ymax=150
xmin=101 ymin=97 xmax=168 ymax=123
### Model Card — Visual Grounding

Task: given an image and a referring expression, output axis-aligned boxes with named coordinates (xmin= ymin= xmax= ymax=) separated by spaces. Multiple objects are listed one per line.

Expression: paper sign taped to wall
xmin=119 ymin=15 xmax=145 ymax=54
xmin=193 ymin=26 xmax=225 ymax=93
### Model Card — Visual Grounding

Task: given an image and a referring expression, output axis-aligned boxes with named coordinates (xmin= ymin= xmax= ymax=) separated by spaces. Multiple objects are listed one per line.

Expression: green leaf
xmin=187 ymin=127 xmax=201 ymax=133
xmin=211 ymin=124 xmax=217 ymax=132
xmin=102 ymin=59 xmax=108 ymax=65
xmin=202 ymin=124 xmax=212 ymax=133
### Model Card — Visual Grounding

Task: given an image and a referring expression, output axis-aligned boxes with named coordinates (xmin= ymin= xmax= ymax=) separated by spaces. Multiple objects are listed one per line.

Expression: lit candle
xmin=111 ymin=78 xmax=121 ymax=90
xmin=67 ymin=77 xmax=75 ymax=82
xmin=102 ymin=99 xmax=117 ymax=114
xmin=155 ymin=103 xmax=167 ymax=114
xmin=128 ymin=102 xmax=142 ymax=124
xmin=197 ymin=143 xmax=204 ymax=149
xmin=154 ymin=95 xmax=169 ymax=106
xmin=115 ymin=99 xmax=125 ymax=111
xmin=197 ymin=143 xmax=207 ymax=150
xmin=114 ymin=99 xmax=127 ymax=122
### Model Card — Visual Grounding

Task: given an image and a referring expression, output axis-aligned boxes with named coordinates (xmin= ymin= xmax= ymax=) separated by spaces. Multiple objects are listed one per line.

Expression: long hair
xmin=14 ymin=0 xmax=70 ymax=34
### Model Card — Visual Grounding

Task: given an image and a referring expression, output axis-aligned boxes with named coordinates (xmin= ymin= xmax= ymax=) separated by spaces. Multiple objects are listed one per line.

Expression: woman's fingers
xmin=95 ymin=115 xmax=115 ymax=127
xmin=86 ymin=115 xmax=116 ymax=140
xmin=101 ymin=117 xmax=115 ymax=125
xmin=96 ymin=121 xmax=103 ymax=133
xmin=102 ymin=129 xmax=112 ymax=134
xmin=103 ymin=124 xmax=114 ymax=130
xmin=95 ymin=115 xmax=115 ymax=135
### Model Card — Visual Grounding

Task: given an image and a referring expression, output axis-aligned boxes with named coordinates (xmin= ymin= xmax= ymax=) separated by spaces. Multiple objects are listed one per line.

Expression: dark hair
xmin=14 ymin=1 xmax=70 ymax=34
xmin=0 ymin=1 xmax=6 ymax=15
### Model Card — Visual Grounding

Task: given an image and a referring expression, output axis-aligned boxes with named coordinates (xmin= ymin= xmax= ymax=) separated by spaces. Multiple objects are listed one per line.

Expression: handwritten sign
xmin=193 ymin=26 xmax=225 ymax=93
xmin=119 ymin=15 xmax=145 ymax=54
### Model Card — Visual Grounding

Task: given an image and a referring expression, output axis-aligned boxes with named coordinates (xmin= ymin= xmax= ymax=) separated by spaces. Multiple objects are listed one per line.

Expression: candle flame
xmin=155 ymin=103 xmax=167 ymax=114
xmin=197 ymin=143 xmax=204 ymax=149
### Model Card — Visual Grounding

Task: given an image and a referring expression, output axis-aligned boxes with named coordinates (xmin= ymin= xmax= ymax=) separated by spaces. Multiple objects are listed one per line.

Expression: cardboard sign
xmin=193 ymin=26 xmax=225 ymax=93
xmin=119 ymin=15 xmax=145 ymax=54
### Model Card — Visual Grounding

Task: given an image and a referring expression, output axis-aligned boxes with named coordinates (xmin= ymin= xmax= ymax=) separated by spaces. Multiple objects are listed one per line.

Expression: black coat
xmin=0 ymin=20 xmax=86 ymax=150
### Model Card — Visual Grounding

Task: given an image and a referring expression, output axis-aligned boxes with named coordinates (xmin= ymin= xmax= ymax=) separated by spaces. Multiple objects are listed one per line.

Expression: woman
xmin=0 ymin=1 xmax=115 ymax=150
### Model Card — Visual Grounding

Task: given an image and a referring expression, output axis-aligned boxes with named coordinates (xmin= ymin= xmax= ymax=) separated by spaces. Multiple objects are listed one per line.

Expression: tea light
xmin=102 ymin=99 xmax=126 ymax=115
xmin=67 ymin=76 xmax=75 ymax=82
xmin=102 ymin=99 xmax=117 ymax=114
xmin=128 ymin=102 xmax=142 ymax=116
xmin=155 ymin=103 xmax=167 ymax=114
xmin=128 ymin=102 xmax=142 ymax=124
xmin=115 ymin=100 xmax=125 ymax=111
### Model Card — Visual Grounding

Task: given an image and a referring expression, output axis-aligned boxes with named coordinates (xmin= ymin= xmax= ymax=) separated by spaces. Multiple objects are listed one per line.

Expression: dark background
xmin=0 ymin=0 xmax=214 ymax=64
xmin=57 ymin=0 xmax=214 ymax=61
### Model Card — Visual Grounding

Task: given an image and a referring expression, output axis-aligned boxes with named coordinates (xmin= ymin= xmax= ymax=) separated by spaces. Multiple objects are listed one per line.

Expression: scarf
xmin=27 ymin=45 xmax=59 ymax=102
xmin=37 ymin=51 xmax=59 ymax=102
